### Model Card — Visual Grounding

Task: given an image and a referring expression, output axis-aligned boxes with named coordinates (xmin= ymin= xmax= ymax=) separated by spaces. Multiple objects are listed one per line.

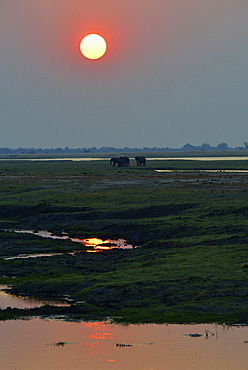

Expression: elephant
xmin=110 ymin=157 xmax=120 ymax=167
xmin=135 ymin=156 xmax=146 ymax=166
xmin=121 ymin=156 xmax=130 ymax=167
xmin=110 ymin=156 xmax=130 ymax=167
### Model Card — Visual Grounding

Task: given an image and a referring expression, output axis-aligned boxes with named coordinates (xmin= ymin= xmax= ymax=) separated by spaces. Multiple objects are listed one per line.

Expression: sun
xmin=79 ymin=34 xmax=107 ymax=60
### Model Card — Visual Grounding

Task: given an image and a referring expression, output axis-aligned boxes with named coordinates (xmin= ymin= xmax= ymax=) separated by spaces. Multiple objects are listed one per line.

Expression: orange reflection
xmin=84 ymin=322 xmax=114 ymax=355
xmin=89 ymin=333 xmax=113 ymax=340
xmin=83 ymin=238 xmax=112 ymax=252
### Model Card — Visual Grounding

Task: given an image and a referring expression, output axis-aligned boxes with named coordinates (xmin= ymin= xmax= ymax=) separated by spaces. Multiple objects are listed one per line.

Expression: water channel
xmin=0 ymin=287 xmax=248 ymax=369
xmin=4 ymin=230 xmax=137 ymax=260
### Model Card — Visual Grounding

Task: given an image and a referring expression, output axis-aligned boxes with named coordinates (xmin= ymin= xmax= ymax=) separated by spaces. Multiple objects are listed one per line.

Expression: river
xmin=1 ymin=318 xmax=248 ymax=370
xmin=0 ymin=287 xmax=248 ymax=369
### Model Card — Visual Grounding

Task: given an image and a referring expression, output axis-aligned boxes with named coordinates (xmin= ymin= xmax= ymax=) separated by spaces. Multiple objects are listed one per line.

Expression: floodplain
xmin=0 ymin=152 xmax=248 ymax=324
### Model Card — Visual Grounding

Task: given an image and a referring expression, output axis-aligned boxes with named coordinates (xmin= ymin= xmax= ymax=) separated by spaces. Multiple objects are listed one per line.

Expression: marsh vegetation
xmin=0 ymin=153 xmax=248 ymax=323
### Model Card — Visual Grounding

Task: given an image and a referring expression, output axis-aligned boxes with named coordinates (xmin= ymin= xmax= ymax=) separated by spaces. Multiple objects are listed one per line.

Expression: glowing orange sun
xmin=80 ymin=34 xmax=107 ymax=60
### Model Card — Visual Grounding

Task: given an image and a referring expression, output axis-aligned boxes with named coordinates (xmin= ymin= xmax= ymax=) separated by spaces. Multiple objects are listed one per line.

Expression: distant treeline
xmin=0 ymin=142 xmax=246 ymax=154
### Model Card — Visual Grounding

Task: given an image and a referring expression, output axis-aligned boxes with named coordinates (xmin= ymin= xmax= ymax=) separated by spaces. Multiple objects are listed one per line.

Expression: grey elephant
xmin=110 ymin=156 xmax=130 ymax=167
xmin=121 ymin=156 xmax=130 ymax=167
xmin=135 ymin=156 xmax=146 ymax=166
xmin=110 ymin=157 xmax=119 ymax=167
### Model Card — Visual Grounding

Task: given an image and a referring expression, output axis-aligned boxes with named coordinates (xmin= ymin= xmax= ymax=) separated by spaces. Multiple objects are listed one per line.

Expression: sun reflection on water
xmin=4 ymin=230 xmax=138 ymax=259
xmin=83 ymin=238 xmax=112 ymax=252
xmin=84 ymin=321 xmax=114 ymax=355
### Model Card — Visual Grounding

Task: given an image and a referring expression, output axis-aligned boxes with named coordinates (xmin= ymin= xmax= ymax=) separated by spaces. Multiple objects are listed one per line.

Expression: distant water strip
xmin=1 ymin=156 xmax=248 ymax=161
xmin=156 ymin=169 xmax=248 ymax=173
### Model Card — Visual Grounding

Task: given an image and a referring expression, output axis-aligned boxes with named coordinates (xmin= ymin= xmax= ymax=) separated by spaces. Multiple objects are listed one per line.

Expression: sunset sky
xmin=1 ymin=1 xmax=248 ymax=149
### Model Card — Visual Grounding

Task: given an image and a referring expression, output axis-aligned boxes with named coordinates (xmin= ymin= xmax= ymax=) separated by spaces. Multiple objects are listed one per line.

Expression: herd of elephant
xmin=110 ymin=156 xmax=146 ymax=167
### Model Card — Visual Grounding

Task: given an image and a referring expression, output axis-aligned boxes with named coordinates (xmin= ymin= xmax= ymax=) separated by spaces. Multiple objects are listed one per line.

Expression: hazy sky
xmin=1 ymin=1 xmax=248 ymax=149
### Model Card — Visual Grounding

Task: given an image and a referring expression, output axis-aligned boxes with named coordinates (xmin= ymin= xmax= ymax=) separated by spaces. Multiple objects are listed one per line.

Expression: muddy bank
xmin=0 ymin=302 xmax=106 ymax=322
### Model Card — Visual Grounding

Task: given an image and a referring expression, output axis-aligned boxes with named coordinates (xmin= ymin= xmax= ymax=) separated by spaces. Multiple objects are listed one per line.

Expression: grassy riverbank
xmin=0 ymin=153 xmax=248 ymax=324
